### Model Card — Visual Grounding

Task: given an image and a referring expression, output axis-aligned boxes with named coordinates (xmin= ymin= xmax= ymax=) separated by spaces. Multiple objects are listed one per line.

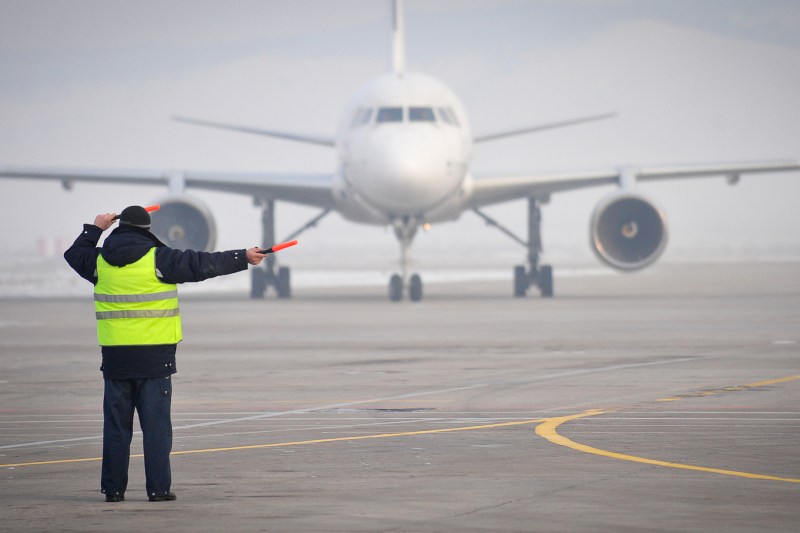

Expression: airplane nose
xmin=373 ymin=134 xmax=437 ymax=180
xmin=357 ymin=128 xmax=459 ymax=211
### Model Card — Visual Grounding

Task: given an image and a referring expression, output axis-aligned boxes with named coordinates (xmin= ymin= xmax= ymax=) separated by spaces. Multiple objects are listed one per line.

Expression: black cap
xmin=118 ymin=205 xmax=151 ymax=229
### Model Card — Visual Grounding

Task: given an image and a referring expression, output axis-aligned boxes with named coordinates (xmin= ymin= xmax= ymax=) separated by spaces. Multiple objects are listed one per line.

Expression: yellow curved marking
xmin=0 ymin=418 xmax=542 ymax=469
xmin=535 ymin=409 xmax=800 ymax=483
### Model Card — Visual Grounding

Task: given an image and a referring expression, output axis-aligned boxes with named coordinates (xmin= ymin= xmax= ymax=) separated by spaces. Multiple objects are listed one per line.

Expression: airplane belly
xmin=334 ymin=193 xmax=390 ymax=224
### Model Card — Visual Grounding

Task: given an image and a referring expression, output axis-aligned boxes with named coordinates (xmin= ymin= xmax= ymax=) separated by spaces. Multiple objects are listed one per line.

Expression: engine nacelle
xmin=150 ymin=195 xmax=217 ymax=251
xmin=590 ymin=191 xmax=668 ymax=271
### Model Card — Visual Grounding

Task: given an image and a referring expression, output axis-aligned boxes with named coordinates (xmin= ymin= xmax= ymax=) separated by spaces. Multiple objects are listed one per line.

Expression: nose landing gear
xmin=388 ymin=272 xmax=423 ymax=302
xmin=387 ymin=216 xmax=423 ymax=302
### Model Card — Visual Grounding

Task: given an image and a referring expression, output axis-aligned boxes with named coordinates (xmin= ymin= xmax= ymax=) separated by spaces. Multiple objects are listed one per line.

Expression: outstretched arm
xmin=156 ymin=247 xmax=266 ymax=284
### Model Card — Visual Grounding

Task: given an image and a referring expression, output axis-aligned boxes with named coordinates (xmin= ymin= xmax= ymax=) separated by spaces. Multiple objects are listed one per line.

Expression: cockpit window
xmin=350 ymin=107 xmax=373 ymax=128
xmin=409 ymin=107 xmax=435 ymax=122
xmin=437 ymin=107 xmax=460 ymax=127
xmin=376 ymin=107 xmax=403 ymax=122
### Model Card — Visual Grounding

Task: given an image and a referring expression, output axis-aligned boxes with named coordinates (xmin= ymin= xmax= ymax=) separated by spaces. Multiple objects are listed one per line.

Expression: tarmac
xmin=1 ymin=261 xmax=799 ymax=532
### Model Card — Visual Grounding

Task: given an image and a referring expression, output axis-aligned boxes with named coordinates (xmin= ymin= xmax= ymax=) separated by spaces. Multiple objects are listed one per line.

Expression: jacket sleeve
xmin=63 ymin=224 xmax=103 ymax=284
xmin=155 ymin=247 xmax=249 ymax=284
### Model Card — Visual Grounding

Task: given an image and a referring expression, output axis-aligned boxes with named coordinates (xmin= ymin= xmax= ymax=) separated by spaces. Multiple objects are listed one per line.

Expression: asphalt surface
xmin=1 ymin=262 xmax=799 ymax=532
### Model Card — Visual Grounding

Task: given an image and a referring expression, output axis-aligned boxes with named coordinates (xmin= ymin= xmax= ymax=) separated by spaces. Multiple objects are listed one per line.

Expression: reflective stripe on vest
xmin=95 ymin=248 xmax=182 ymax=346
xmin=95 ymin=308 xmax=181 ymax=320
xmin=94 ymin=290 xmax=178 ymax=303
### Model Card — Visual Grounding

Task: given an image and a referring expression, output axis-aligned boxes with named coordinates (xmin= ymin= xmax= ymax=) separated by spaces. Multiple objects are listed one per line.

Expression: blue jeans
xmin=101 ymin=377 xmax=173 ymax=498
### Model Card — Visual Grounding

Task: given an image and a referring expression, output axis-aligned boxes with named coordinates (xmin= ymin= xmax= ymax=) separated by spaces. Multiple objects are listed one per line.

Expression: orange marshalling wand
xmin=112 ymin=204 xmax=161 ymax=220
xmin=259 ymin=240 xmax=298 ymax=254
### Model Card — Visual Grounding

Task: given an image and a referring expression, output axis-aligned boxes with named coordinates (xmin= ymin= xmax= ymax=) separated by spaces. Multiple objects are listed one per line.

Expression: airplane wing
xmin=172 ymin=116 xmax=336 ymax=148
xmin=470 ymin=159 xmax=800 ymax=207
xmin=473 ymin=112 xmax=617 ymax=143
xmin=0 ymin=166 xmax=337 ymax=208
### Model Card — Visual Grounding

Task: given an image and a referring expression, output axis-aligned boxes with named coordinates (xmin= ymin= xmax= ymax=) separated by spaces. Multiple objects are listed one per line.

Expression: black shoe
xmin=105 ymin=494 xmax=124 ymax=502
xmin=148 ymin=492 xmax=177 ymax=502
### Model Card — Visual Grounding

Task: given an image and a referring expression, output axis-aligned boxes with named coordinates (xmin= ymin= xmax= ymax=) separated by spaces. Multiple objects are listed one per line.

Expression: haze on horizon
xmin=1 ymin=0 xmax=799 ymax=270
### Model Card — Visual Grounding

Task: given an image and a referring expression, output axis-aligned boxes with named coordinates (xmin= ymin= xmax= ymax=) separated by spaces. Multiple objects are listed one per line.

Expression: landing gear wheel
xmin=513 ymin=265 xmax=527 ymax=297
xmin=539 ymin=265 xmax=553 ymax=298
xmin=389 ymin=274 xmax=403 ymax=302
xmin=250 ymin=268 xmax=266 ymax=299
xmin=276 ymin=266 xmax=291 ymax=299
xmin=409 ymin=274 xmax=423 ymax=302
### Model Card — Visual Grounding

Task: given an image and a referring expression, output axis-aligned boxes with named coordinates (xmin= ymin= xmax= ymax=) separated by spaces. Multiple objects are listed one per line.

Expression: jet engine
xmin=150 ymin=195 xmax=217 ymax=251
xmin=590 ymin=191 xmax=668 ymax=271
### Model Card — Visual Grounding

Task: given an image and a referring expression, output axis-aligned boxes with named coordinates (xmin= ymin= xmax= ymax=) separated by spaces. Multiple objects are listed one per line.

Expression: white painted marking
xmin=0 ymin=356 xmax=697 ymax=450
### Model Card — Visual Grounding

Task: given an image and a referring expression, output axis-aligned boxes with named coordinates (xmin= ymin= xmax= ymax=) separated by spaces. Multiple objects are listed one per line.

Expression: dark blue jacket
xmin=64 ymin=224 xmax=249 ymax=379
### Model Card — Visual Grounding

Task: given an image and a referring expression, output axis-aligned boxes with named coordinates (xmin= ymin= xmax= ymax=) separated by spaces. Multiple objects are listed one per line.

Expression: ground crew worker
xmin=64 ymin=206 xmax=267 ymax=502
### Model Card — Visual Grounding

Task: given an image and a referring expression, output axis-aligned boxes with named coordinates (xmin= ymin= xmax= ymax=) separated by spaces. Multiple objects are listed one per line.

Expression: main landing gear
xmin=474 ymin=196 xmax=554 ymax=298
xmin=250 ymin=198 xmax=330 ymax=300
xmin=388 ymin=216 xmax=423 ymax=302
xmin=251 ymin=264 xmax=291 ymax=299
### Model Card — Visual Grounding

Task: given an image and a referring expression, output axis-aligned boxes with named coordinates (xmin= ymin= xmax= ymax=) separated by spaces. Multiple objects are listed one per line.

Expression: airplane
xmin=2 ymin=0 xmax=799 ymax=302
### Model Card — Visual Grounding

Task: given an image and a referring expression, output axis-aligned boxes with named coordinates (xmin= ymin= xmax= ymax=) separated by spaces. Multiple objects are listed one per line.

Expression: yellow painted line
xmin=6 ymin=374 xmax=800 ymax=482
xmin=171 ymin=418 xmax=539 ymax=456
xmin=0 ymin=418 xmax=542 ymax=469
xmin=1 ymin=456 xmax=107 ymax=468
xmin=535 ymin=409 xmax=800 ymax=483
xmin=657 ymin=374 xmax=800 ymax=402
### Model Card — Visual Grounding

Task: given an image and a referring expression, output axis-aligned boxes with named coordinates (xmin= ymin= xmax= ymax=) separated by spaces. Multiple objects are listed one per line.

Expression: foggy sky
xmin=1 ymin=0 xmax=799 ymax=270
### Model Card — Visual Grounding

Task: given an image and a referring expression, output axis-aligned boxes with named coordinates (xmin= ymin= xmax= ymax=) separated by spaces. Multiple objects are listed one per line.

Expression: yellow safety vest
xmin=94 ymin=248 xmax=182 ymax=346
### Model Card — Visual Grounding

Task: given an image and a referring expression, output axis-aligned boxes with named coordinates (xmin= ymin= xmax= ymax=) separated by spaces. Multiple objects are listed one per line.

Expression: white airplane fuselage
xmin=333 ymin=72 xmax=473 ymax=225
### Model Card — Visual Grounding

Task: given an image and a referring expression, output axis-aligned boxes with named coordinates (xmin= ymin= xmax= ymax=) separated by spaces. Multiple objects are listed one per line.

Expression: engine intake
xmin=590 ymin=192 xmax=668 ymax=271
xmin=150 ymin=195 xmax=216 ymax=251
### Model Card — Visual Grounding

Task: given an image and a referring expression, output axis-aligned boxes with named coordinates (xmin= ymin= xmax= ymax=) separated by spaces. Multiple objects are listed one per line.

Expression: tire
xmin=277 ymin=266 xmax=291 ymax=299
xmin=409 ymin=274 xmax=423 ymax=302
xmin=539 ymin=265 xmax=553 ymax=298
xmin=513 ymin=265 xmax=527 ymax=297
xmin=389 ymin=274 xmax=403 ymax=302
xmin=250 ymin=268 xmax=266 ymax=299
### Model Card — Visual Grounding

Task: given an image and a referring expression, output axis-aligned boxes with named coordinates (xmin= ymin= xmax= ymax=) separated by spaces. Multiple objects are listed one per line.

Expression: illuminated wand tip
xmin=259 ymin=240 xmax=298 ymax=254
